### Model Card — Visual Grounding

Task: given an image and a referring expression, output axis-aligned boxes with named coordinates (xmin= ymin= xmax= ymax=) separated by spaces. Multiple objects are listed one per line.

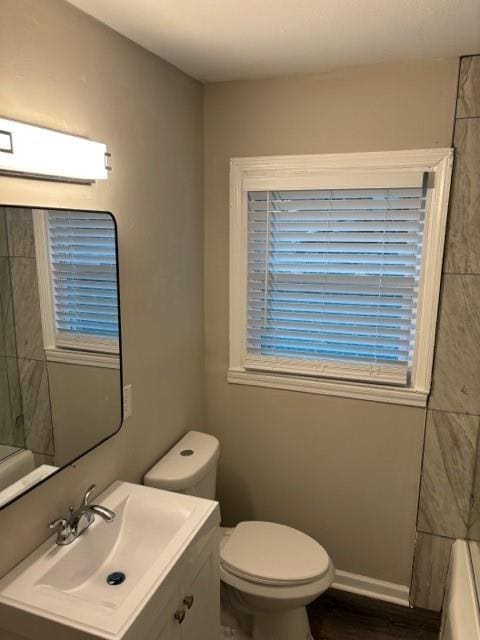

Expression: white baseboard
xmin=332 ymin=570 xmax=410 ymax=607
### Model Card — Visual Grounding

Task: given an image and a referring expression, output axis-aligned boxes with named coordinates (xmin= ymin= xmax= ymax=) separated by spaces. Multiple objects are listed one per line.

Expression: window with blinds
xmin=245 ymin=183 xmax=427 ymax=385
xmin=46 ymin=211 xmax=119 ymax=353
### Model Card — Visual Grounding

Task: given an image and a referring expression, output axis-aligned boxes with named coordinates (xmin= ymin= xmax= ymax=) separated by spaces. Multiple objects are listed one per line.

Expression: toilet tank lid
xmin=143 ymin=431 xmax=220 ymax=491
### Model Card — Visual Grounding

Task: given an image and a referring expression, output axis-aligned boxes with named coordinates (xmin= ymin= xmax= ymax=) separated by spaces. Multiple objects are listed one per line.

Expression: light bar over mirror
xmin=0 ymin=117 xmax=110 ymax=183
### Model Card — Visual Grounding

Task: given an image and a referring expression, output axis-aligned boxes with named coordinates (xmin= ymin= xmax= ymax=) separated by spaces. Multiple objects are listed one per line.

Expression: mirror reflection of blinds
xmin=47 ymin=211 xmax=119 ymax=352
xmin=246 ymin=181 xmax=427 ymax=385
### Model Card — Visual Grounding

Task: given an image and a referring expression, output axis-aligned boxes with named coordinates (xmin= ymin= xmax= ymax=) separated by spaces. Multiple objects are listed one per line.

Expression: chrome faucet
xmin=49 ymin=484 xmax=115 ymax=545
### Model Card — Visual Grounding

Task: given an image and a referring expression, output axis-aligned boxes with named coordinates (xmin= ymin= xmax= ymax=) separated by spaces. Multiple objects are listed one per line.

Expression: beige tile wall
xmin=413 ymin=55 xmax=480 ymax=611
xmin=411 ymin=533 xmax=454 ymax=611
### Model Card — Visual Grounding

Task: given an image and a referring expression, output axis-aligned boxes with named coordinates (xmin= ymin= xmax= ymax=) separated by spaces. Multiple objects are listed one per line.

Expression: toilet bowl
xmin=220 ymin=523 xmax=334 ymax=640
xmin=144 ymin=431 xmax=335 ymax=640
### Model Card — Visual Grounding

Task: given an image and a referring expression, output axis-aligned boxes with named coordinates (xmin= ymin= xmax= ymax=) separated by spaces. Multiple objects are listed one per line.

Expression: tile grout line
xmin=442 ymin=272 xmax=480 ymax=277
xmin=428 ymin=407 xmax=480 ymax=419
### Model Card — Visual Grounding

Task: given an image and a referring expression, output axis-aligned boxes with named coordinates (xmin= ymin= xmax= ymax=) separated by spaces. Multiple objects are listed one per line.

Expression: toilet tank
xmin=143 ymin=431 xmax=220 ymax=499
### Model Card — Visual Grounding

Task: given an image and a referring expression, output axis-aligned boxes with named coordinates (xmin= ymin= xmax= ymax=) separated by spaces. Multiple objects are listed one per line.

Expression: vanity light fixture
xmin=0 ymin=117 xmax=111 ymax=183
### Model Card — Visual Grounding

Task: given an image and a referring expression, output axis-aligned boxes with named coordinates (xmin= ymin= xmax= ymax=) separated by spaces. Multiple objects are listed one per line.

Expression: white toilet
xmin=144 ymin=431 xmax=334 ymax=640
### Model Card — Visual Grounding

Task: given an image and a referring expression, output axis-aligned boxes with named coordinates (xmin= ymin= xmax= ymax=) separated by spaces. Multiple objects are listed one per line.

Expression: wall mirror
xmin=0 ymin=206 xmax=122 ymax=508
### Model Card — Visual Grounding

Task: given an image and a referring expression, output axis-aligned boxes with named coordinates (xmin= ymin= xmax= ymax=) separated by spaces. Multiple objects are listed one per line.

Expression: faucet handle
xmin=49 ymin=518 xmax=69 ymax=531
xmin=49 ymin=518 xmax=73 ymax=545
xmin=82 ymin=484 xmax=96 ymax=507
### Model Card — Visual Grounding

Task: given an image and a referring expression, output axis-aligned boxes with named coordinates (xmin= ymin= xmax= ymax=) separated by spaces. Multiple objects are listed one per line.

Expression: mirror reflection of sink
xmin=0 ymin=481 xmax=220 ymax=638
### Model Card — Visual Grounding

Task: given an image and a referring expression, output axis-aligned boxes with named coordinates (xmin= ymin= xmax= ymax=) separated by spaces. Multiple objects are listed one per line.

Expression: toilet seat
xmin=220 ymin=521 xmax=331 ymax=587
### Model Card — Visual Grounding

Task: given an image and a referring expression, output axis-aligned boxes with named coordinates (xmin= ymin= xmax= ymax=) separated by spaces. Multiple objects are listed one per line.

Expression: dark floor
xmin=307 ymin=589 xmax=441 ymax=640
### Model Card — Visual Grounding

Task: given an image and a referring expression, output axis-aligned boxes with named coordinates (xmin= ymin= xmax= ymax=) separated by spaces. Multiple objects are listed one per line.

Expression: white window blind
xmin=246 ymin=182 xmax=427 ymax=385
xmin=47 ymin=211 xmax=119 ymax=353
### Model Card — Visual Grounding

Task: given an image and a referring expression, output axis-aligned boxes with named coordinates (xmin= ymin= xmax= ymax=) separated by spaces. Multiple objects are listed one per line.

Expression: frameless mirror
xmin=0 ymin=206 xmax=122 ymax=508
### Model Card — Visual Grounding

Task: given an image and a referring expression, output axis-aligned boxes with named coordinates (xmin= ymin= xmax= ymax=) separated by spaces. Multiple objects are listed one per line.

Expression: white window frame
xmin=33 ymin=210 xmax=120 ymax=370
xmin=228 ymin=149 xmax=454 ymax=407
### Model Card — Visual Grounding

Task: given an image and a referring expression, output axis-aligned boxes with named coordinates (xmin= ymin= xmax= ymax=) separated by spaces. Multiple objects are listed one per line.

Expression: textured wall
xmin=412 ymin=55 xmax=480 ymax=611
xmin=203 ymin=60 xmax=459 ymax=586
xmin=0 ymin=0 xmax=204 ymax=577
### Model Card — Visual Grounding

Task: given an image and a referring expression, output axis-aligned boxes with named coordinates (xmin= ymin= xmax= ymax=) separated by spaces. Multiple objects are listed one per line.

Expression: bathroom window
xmin=34 ymin=210 xmax=120 ymax=368
xmin=229 ymin=150 xmax=453 ymax=406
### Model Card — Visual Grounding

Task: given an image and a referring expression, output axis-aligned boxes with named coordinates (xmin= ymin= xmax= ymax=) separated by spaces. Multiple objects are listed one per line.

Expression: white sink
xmin=0 ymin=481 xmax=219 ymax=639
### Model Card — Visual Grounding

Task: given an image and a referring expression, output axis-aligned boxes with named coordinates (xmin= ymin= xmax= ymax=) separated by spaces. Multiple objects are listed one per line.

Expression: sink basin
xmin=0 ymin=481 xmax=219 ymax=638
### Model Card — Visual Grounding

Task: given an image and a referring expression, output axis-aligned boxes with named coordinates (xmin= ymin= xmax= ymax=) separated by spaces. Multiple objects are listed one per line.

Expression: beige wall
xmin=47 ymin=362 xmax=122 ymax=467
xmin=0 ymin=0 xmax=204 ymax=576
xmin=204 ymin=61 xmax=459 ymax=585
xmin=0 ymin=0 xmax=460 ymax=591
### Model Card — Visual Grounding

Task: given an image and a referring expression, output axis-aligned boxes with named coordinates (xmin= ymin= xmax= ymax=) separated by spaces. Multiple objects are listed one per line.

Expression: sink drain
xmin=106 ymin=571 xmax=126 ymax=586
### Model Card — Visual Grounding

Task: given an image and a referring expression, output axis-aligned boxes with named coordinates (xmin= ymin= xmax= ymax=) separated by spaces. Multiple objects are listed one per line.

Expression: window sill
xmin=227 ymin=368 xmax=427 ymax=407
xmin=45 ymin=348 xmax=120 ymax=370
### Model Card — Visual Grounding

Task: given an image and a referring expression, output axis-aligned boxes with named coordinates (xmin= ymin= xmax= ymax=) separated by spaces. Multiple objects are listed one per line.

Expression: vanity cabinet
xmin=154 ymin=548 xmax=219 ymax=640
xmin=0 ymin=483 xmax=221 ymax=640
xmin=152 ymin=590 xmax=182 ymax=640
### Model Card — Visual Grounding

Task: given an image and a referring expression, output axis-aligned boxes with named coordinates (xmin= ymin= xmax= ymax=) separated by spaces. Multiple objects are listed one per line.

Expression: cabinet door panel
xmin=180 ymin=551 xmax=220 ymax=640
xmin=152 ymin=591 xmax=182 ymax=640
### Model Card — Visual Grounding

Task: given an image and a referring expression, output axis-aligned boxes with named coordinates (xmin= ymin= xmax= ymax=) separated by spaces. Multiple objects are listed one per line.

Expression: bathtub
xmin=441 ymin=541 xmax=480 ymax=640
xmin=0 ymin=445 xmax=22 ymax=462
xmin=0 ymin=447 xmax=35 ymax=491
xmin=0 ymin=447 xmax=58 ymax=506
xmin=0 ymin=464 xmax=58 ymax=507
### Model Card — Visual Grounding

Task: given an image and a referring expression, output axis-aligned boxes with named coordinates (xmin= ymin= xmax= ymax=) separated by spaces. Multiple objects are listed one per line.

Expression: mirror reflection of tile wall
xmin=0 ymin=208 xmax=51 ymax=459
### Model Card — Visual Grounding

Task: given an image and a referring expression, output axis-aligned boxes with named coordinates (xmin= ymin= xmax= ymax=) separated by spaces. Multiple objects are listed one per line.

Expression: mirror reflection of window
xmin=45 ymin=211 xmax=119 ymax=353
xmin=34 ymin=211 xmax=119 ymax=365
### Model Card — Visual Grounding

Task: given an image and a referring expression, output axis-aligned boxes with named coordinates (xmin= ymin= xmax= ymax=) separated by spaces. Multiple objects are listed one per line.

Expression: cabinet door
xmin=180 ymin=550 xmax=221 ymax=640
xmin=152 ymin=590 xmax=183 ymax=640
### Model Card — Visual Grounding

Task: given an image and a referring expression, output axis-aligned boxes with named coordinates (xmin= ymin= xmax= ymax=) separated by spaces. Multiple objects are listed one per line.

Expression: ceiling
xmin=67 ymin=0 xmax=480 ymax=82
